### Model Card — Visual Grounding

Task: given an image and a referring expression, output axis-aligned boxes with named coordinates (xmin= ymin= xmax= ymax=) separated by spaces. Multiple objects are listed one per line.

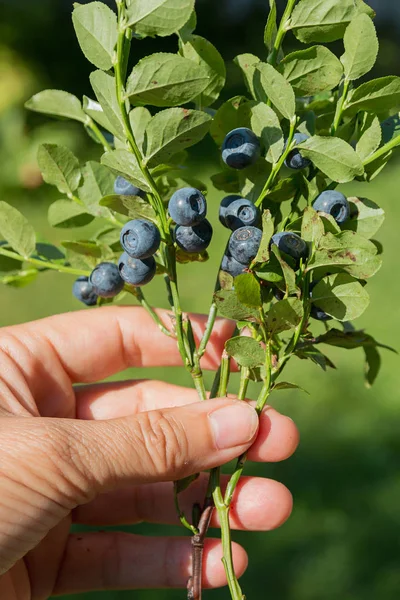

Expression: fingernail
xmin=209 ymin=402 xmax=259 ymax=450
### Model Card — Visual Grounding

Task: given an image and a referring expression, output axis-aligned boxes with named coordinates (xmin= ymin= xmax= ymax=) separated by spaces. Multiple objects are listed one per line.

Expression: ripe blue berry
xmin=174 ymin=219 xmax=213 ymax=253
xmin=221 ymin=252 xmax=247 ymax=278
xmin=313 ymin=190 xmax=350 ymax=224
xmin=168 ymin=188 xmax=207 ymax=226
xmin=114 ymin=176 xmax=144 ymax=197
xmin=225 ymin=198 xmax=260 ymax=231
xmin=271 ymin=232 xmax=308 ymax=260
xmin=72 ymin=276 xmax=98 ymax=306
xmin=120 ymin=219 xmax=161 ymax=259
xmin=222 ymin=128 xmax=260 ymax=170
xmin=228 ymin=226 xmax=262 ymax=265
xmin=284 ymin=133 xmax=311 ymax=170
xmin=118 ymin=253 xmax=156 ymax=286
xmin=219 ymin=195 xmax=242 ymax=227
xmin=89 ymin=262 xmax=124 ymax=298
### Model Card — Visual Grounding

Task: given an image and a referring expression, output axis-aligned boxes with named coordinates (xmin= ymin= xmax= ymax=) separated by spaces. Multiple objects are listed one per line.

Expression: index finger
xmin=1 ymin=306 xmax=235 ymax=384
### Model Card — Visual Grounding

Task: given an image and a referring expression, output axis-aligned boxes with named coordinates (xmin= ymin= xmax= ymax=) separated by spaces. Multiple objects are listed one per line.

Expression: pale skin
xmin=0 ymin=306 xmax=299 ymax=599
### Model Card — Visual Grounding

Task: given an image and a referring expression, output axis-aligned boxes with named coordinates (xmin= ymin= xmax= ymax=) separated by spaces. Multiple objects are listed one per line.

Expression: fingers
xmin=0 ymin=307 xmax=235 ymax=387
xmin=53 ymin=532 xmax=247 ymax=594
xmin=73 ymin=474 xmax=293 ymax=532
xmin=76 ymin=380 xmax=300 ymax=463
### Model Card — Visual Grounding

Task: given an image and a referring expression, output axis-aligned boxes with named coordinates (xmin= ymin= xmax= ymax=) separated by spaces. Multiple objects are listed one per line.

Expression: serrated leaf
xmin=210 ymin=96 xmax=253 ymax=146
xmin=301 ymin=206 xmax=324 ymax=244
xmin=298 ymin=136 xmax=364 ymax=183
xmin=250 ymin=103 xmax=283 ymax=164
xmin=125 ymin=53 xmax=209 ymax=108
xmin=356 ymin=114 xmax=382 ymax=162
xmin=295 ymin=345 xmax=336 ymax=370
xmin=178 ymin=9 xmax=197 ymax=41
xmin=180 ymin=35 xmax=226 ymax=107
xmin=90 ymin=71 xmax=125 ymax=140
xmin=101 ymin=150 xmax=150 ymax=192
xmin=266 ymin=297 xmax=303 ymax=335
xmin=264 ymin=0 xmax=278 ymax=53
xmin=271 ymin=246 xmax=299 ymax=297
xmin=363 ymin=150 xmax=393 ymax=182
xmin=37 ymin=144 xmax=81 ymax=195
xmin=311 ymin=273 xmax=369 ymax=321
xmin=25 ymin=89 xmax=87 ymax=123
xmin=129 ymin=107 xmax=152 ymax=152
xmin=214 ymin=289 xmax=260 ymax=322
xmin=253 ymin=209 xmax=274 ymax=265
xmin=83 ymin=96 xmax=114 ymax=135
xmin=234 ymin=273 xmax=262 ymax=308
xmin=78 ymin=161 xmax=115 ymax=219
xmin=225 ymin=336 xmax=265 ymax=369
xmin=341 ymin=13 xmax=378 ymax=81
xmin=48 ymin=200 xmax=94 ymax=228
xmin=289 ymin=0 xmax=374 ymax=44
xmin=62 ymin=240 xmax=103 ymax=258
xmin=234 ymin=54 xmax=260 ymax=101
xmin=280 ymin=46 xmax=343 ymax=96
xmin=342 ymin=197 xmax=385 ymax=239
xmin=344 ymin=76 xmax=400 ymax=117
xmin=100 ymin=194 xmax=156 ymax=221
xmin=72 ymin=2 xmax=118 ymax=70
xmin=143 ymin=108 xmax=211 ymax=167
xmin=314 ymin=328 xmax=396 ymax=353
xmin=255 ymin=63 xmax=296 ymax=121
xmin=126 ymin=0 xmax=195 ymax=37
xmin=0 ymin=202 xmax=36 ymax=258
xmin=273 ymin=381 xmax=309 ymax=394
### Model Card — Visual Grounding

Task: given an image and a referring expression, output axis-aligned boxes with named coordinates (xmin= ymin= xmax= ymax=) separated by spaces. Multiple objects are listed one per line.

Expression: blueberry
xmin=310 ymin=305 xmax=333 ymax=321
xmin=120 ymin=219 xmax=161 ymax=259
xmin=174 ymin=219 xmax=213 ymax=253
xmin=118 ymin=253 xmax=156 ymax=286
xmin=219 ymin=195 xmax=242 ymax=227
xmin=225 ymin=198 xmax=260 ymax=231
xmin=220 ymin=251 xmax=247 ymax=278
xmin=271 ymin=231 xmax=308 ymax=260
xmin=168 ymin=188 xmax=207 ymax=226
xmin=114 ymin=176 xmax=144 ymax=197
xmin=89 ymin=262 xmax=125 ymax=298
xmin=228 ymin=226 xmax=262 ymax=265
xmin=72 ymin=276 xmax=98 ymax=306
xmin=313 ymin=190 xmax=350 ymax=224
xmin=284 ymin=133 xmax=311 ymax=170
xmin=222 ymin=128 xmax=260 ymax=170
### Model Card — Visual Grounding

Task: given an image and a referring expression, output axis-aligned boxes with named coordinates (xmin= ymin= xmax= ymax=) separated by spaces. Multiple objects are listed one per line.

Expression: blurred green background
xmin=0 ymin=1 xmax=400 ymax=599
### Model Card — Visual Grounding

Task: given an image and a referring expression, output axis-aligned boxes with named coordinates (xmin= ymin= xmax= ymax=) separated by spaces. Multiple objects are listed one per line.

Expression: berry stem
xmin=125 ymin=286 xmax=173 ymax=337
xmin=0 ymin=247 xmax=89 ymax=277
xmin=267 ymin=0 xmax=298 ymax=67
xmin=85 ymin=117 xmax=113 ymax=153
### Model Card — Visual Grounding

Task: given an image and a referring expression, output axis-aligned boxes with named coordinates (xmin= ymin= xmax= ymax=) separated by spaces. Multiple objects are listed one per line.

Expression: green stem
xmin=174 ymin=484 xmax=199 ymax=536
xmin=267 ymin=0 xmax=298 ymax=66
xmin=125 ymin=286 xmax=173 ymax=337
xmin=237 ymin=367 xmax=250 ymax=401
xmin=198 ymin=302 xmax=218 ymax=358
xmin=86 ymin=117 xmax=113 ymax=152
xmin=363 ymin=135 xmax=400 ymax=166
xmin=0 ymin=247 xmax=89 ymax=277
xmin=331 ymin=78 xmax=350 ymax=135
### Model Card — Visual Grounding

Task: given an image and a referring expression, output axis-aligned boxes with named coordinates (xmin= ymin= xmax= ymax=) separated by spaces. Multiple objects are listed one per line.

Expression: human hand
xmin=0 ymin=306 xmax=298 ymax=599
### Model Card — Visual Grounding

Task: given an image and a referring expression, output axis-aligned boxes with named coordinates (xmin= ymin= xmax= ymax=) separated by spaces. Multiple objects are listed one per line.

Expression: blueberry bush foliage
xmin=1 ymin=0 xmax=399 ymax=598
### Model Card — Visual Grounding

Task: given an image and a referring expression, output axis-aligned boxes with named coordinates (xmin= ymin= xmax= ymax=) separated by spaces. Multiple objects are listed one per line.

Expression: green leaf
xmin=255 ymin=63 xmax=296 ymax=121
xmin=250 ymin=103 xmax=283 ymax=164
xmin=253 ymin=209 xmax=274 ymax=265
xmin=341 ymin=13 xmax=378 ymax=81
xmin=100 ymin=194 xmax=156 ymax=221
xmin=239 ymin=160 xmax=272 ymax=204
xmin=174 ymin=473 xmax=199 ymax=495
xmin=225 ymin=337 xmax=265 ymax=369
xmin=267 ymin=174 xmax=303 ymax=203
xmin=0 ymin=202 xmax=36 ymax=258
xmin=37 ymin=144 xmax=81 ymax=195
xmin=298 ymin=136 xmax=364 ymax=183
xmin=35 ymin=243 xmax=65 ymax=261
xmin=82 ymin=96 xmax=114 ymax=135
xmin=289 ymin=0 xmax=374 ymax=44
xmin=309 ymin=230 xmax=382 ymax=279
xmin=210 ymin=96 xmax=253 ymax=147
xmin=271 ymin=246 xmax=299 ymax=297
xmin=264 ymin=0 xmax=278 ymax=53
xmin=1 ymin=269 xmax=38 ymax=288
xmin=101 ymin=150 xmax=151 ymax=192
xmin=234 ymin=273 xmax=262 ymax=308
xmin=381 ymin=112 xmax=400 ymax=144
xmin=234 ymin=54 xmax=260 ymax=101
xmin=72 ymin=2 xmax=118 ymax=70
xmin=342 ymin=196 xmax=385 ymax=239
xmin=280 ymin=46 xmax=343 ymax=96
xmin=213 ymin=289 xmax=260 ymax=322
xmin=25 ymin=90 xmax=87 ymax=123
xmin=295 ymin=345 xmax=336 ymax=371
xmin=311 ymin=273 xmax=370 ymax=321
xmin=125 ymin=53 xmax=209 ymax=108
xmin=314 ymin=328 xmax=396 ymax=353
xmin=363 ymin=150 xmax=393 ymax=182
xmin=211 ymin=171 xmax=240 ymax=194
xmin=126 ymin=0 xmax=195 ymax=37
xmin=90 ymin=70 xmax=125 ymax=139
xmin=356 ymin=114 xmax=382 ymax=161
xmin=180 ymin=35 xmax=226 ymax=107
xmin=344 ymin=77 xmax=400 ymax=117
xmin=273 ymin=381 xmax=309 ymax=394
xmin=79 ymin=161 xmax=115 ymax=218
xmin=143 ymin=108 xmax=212 ymax=167
xmin=129 ymin=107 xmax=152 ymax=152
xmin=178 ymin=9 xmax=197 ymax=41
xmin=301 ymin=206 xmax=324 ymax=244
xmin=266 ymin=297 xmax=303 ymax=335
xmin=62 ymin=240 xmax=103 ymax=258
xmin=364 ymin=345 xmax=381 ymax=388
xmin=255 ymin=254 xmax=284 ymax=284
xmin=176 ymin=248 xmax=209 ymax=264
xmin=48 ymin=200 xmax=94 ymax=228
xmin=0 ymin=251 xmax=22 ymax=273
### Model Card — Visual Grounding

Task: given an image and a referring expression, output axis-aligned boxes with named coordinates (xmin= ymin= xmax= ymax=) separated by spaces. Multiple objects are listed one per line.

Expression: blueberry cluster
xmin=169 ymin=187 xmax=213 ymax=253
